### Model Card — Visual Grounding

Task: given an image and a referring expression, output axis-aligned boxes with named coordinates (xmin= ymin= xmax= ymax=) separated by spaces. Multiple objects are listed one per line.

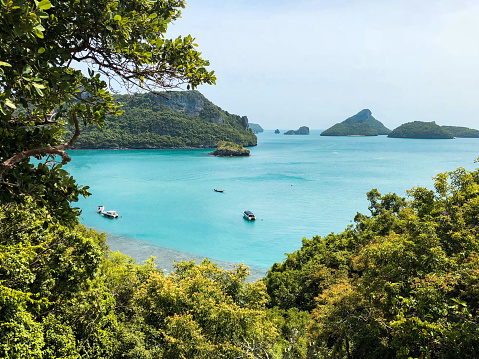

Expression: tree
xmin=0 ymin=0 xmax=215 ymax=223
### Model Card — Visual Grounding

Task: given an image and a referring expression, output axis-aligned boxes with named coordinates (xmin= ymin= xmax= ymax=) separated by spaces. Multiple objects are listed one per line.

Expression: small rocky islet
xmin=209 ymin=141 xmax=250 ymax=157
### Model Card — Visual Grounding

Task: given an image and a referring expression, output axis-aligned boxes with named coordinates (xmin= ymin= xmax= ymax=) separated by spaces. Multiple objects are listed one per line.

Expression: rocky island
xmin=284 ymin=126 xmax=310 ymax=135
xmin=249 ymin=123 xmax=264 ymax=134
xmin=321 ymin=109 xmax=391 ymax=136
xmin=441 ymin=126 xmax=479 ymax=138
xmin=209 ymin=141 xmax=250 ymax=157
xmin=388 ymin=121 xmax=454 ymax=139
xmin=65 ymin=91 xmax=257 ymax=149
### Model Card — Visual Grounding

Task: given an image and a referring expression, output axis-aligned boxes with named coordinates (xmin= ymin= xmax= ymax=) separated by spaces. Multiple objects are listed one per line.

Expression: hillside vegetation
xmin=388 ymin=121 xmax=454 ymax=139
xmin=4 ymin=164 xmax=479 ymax=358
xmin=66 ymin=91 xmax=257 ymax=149
xmin=442 ymin=125 xmax=479 ymax=138
xmin=321 ymin=109 xmax=391 ymax=136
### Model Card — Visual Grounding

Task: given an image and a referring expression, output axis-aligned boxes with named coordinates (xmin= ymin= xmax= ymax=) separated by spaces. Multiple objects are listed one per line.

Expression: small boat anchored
xmin=97 ymin=205 xmax=119 ymax=218
xmin=214 ymin=189 xmax=224 ymax=193
xmin=243 ymin=210 xmax=256 ymax=221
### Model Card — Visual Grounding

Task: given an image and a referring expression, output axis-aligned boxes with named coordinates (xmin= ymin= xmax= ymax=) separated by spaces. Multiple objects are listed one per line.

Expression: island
xmin=275 ymin=129 xmax=280 ymax=134
xmin=441 ymin=126 xmax=479 ymax=138
xmin=209 ymin=141 xmax=250 ymax=157
xmin=388 ymin=121 xmax=454 ymax=139
xmin=249 ymin=123 xmax=264 ymax=134
xmin=284 ymin=126 xmax=310 ymax=135
xmin=65 ymin=91 xmax=257 ymax=149
xmin=320 ymin=109 xmax=391 ymax=136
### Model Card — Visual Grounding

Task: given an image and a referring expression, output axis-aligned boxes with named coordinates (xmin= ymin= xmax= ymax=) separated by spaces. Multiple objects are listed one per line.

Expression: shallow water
xmin=68 ymin=131 xmax=479 ymax=271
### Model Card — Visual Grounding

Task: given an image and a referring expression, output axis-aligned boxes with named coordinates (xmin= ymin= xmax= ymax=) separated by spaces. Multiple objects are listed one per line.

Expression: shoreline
xmin=104 ymin=232 xmax=267 ymax=282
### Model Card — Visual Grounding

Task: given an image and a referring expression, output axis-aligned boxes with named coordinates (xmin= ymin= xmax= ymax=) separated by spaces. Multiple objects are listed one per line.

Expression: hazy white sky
xmin=161 ymin=0 xmax=479 ymax=130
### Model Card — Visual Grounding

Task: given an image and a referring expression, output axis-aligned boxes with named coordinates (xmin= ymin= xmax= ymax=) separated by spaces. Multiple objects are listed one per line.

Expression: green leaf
xmin=113 ymin=14 xmax=121 ymax=21
xmin=34 ymin=28 xmax=44 ymax=39
xmin=0 ymin=61 xmax=12 ymax=67
xmin=34 ymin=86 xmax=44 ymax=97
xmin=149 ymin=13 xmax=158 ymax=19
xmin=37 ymin=0 xmax=52 ymax=10
xmin=38 ymin=47 xmax=46 ymax=54
xmin=4 ymin=99 xmax=16 ymax=109
xmin=32 ymin=83 xmax=46 ymax=89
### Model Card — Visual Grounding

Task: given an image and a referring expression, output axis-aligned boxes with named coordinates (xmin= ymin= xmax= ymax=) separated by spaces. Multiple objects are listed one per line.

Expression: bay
xmin=68 ymin=131 xmax=479 ymax=273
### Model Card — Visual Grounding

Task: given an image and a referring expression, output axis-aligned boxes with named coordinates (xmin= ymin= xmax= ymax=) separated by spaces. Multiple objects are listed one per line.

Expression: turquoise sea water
xmin=68 ymin=131 xmax=479 ymax=271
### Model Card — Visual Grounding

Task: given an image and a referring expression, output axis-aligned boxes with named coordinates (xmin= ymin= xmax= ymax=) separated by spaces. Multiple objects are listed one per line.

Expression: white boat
xmin=243 ymin=210 xmax=256 ymax=221
xmin=97 ymin=205 xmax=119 ymax=218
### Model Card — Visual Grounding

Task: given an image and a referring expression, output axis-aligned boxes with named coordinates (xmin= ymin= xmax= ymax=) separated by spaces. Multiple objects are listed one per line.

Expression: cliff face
xmin=68 ymin=91 xmax=257 ymax=149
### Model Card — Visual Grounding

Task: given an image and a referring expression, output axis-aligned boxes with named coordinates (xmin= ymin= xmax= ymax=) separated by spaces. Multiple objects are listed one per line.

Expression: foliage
xmin=442 ymin=126 xmax=479 ymax=138
xmin=388 ymin=121 xmax=454 ymax=139
xmin=266 ymin=165 xmax=479 ymax=358
xmin=0 ymin=0 xmax=215 ymax=224
xmin=64 ymin=91 xmax=257 ymax=149
xmin=133 ymin=259 xmax=278 ymax=358
xmin=0 ymin=199 xmax=284 ymax=358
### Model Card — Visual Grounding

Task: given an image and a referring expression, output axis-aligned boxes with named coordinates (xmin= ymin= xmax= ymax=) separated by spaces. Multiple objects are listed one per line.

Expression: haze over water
xmin=68 ymin=131 xmax=479 ymax=271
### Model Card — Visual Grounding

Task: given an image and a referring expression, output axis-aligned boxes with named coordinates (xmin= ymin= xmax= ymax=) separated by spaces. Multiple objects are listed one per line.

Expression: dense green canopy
xmin=388 ymin=121 xmax=454 ymax=139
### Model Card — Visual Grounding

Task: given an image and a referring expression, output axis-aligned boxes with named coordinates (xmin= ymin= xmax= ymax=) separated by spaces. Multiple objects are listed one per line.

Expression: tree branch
xmin=0 ymin=114 xmax=80 ymax=177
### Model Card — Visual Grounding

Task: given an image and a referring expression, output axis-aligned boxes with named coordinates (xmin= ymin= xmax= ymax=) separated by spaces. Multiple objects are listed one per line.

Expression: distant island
xmin=320 ymin=109 xmax=391 ymax=136
xmin=275 ymin=129 xmax=280 ymax=134
xmin=249 ymin=123 xmax=264 ymax=134
xmin=66 ymin=91 xmax=257 ymax=149
xmin=209 ymin=141 xmax=250 ymax=157
xmin=441 ymin=126 xmax=479 ymax=138
xmin=284 ymin=126 xmax=309 ymax=135
xmin=388 ymin=121 xmax=454 ymax=139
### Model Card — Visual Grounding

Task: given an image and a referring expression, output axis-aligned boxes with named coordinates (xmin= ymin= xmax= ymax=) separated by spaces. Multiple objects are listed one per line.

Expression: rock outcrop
xmin=209 ymin=141 xmax=250 ymax=157
xmin=249 ymin=123 xmax=264 ymax=134
xmin=284 ymin=126 xmax=309 ymax=135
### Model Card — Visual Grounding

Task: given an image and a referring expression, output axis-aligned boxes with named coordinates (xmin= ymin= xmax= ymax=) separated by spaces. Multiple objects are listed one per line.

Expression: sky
xmin=160 ymin=0 xmax=479 ymax=130
xmin=94 ymin=0 xmax=479 ymax=131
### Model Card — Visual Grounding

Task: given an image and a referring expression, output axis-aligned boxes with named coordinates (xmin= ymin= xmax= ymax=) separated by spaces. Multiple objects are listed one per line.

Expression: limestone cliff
xmin=67 ymin=91 xmax=257 ymax=149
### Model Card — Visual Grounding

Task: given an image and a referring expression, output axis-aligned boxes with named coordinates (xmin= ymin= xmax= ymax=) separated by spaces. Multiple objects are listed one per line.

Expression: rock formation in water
xmin=209 ymin=141 xmax=250 ymax=157
xmin=321 ymin=109 xmax=391 ymax=136
xmin=284 ymin=126 xmax=310 ymax=135
xmin=249 ymin=123 xmax=264 ymax=134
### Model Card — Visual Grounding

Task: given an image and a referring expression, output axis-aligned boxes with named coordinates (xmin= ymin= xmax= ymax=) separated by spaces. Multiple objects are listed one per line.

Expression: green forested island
xmin=209 ymin=140 xmax=250 ymax=156
xmin=249 ymin=123 xmax=264 ymax=133
xmin=321 ymin=109 xmax=391 ymax=136
xmin=66 ymin=91 xmax=257 ymax=149
xmin=442 ymin=125 xmax=479 ymax=138
xmin=388 ymin=121 xmax=454 ymax=139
